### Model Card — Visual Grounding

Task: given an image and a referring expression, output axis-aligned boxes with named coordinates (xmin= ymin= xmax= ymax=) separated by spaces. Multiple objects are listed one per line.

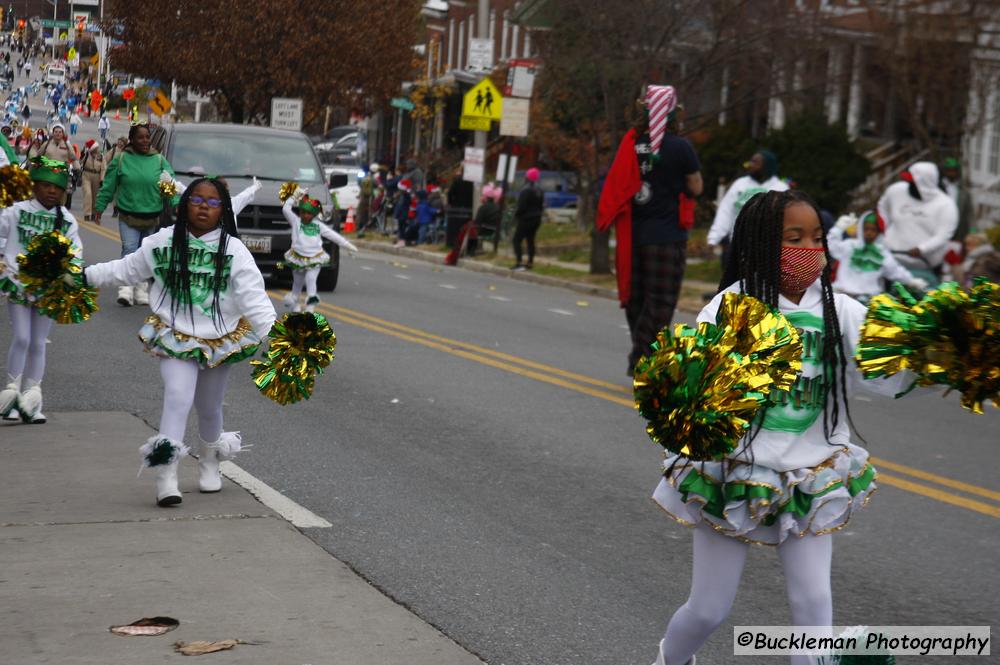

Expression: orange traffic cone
xmin=114 ymin=110 xmax=121 ymax=120
xmin=343 ymin=207 xmax=356 ymax=234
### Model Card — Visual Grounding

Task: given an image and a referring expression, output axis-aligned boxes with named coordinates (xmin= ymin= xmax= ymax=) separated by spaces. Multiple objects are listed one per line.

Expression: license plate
xmin=243 ymin=236 xmax=271 ymax=253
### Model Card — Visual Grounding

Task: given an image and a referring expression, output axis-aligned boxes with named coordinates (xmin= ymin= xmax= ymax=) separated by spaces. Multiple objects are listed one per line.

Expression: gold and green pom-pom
xmin=857 ymin=280 xmax=1000 ymax=413
xmin=278 ymin=181 xmax=299 ymax=203
xmin=15 ymin=231 xmax=99 ymax=324
xmin=158 ymin=179 xmax=178 ymax=199
xmin=633 ymin=293 xmax=802 ymax=461
xmin=251 ymin=312 xmax=337 ymax=405
xmin=0 ymin=165 xmax=33 ymax=207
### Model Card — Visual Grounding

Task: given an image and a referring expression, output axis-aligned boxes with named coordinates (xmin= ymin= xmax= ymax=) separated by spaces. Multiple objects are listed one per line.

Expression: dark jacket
xmin=515 ymin=183 xmax=544 ymax=223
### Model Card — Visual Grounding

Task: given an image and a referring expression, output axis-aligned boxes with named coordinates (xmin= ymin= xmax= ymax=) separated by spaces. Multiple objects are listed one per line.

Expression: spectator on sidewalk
xmin=98 ymin=113 xmax=110 ymax=143
xmin=596 ymin=84 xmax=703 ymax=375
xmin=511 ymin=167 xmax=545 ymax=271
xmin=940 ymin=157 xmax=975 ymax=242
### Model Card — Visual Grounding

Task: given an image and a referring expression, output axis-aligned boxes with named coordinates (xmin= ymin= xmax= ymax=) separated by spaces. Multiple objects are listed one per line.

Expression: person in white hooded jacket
xmin=84 ymin=177 xmax=277 ymax=507
xmin=281 ymin=187 xmax=357 ymax=313
xmin=706 ymin=149 xmax=789 ymax=249
xmin=877 ymin=161 xmax=958 ymax=278
xmin=650 ymin=190 xmax=920 ymax=665
xmin=827 ymin=210 xmax=925 ymax=301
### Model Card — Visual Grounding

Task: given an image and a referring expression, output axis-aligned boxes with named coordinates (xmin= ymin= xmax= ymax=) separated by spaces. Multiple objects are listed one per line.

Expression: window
xmin=170 ymin=133 xmax=324 ymax=183
xmin=990 ymin=108 xmax=1000 ymax=175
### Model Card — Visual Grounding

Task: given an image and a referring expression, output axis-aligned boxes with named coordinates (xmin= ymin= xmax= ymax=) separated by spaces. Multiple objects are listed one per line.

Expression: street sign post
xmin=390 ymin=97 xmax=415 ymax=111
xmin=270 ymin=97 xmax=303 ymax=131
xmin=504 ymin=59 xmax=537 ymax=98
xmin=463 ymin=146 xmax=485 ymax=183
xmin=459 ymin=115 xmax=491 ymax=131
xmin=499 ymin=98 xmax=530 ymax=137
xmin=468 ymin=38 xmax=494 ymax=72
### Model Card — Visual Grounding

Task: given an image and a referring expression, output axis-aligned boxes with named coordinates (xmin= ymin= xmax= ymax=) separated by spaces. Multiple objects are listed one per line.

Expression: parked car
xmin=317 ymin=150 xmax=362 ymax=211
xmin=509 ymin=170 xmax=579 ymax=208
xmin=310 ymin=124 xmax=356 ymax=145
xmin=158 ymin=123 xmax=349 ymax=291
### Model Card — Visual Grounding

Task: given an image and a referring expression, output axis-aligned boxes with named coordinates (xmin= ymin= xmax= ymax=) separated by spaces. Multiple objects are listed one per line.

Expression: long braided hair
xmin=158 ymin=177 xmax=239 ymax=333
xmin=719 ymin=189 xmax=853 ymax=444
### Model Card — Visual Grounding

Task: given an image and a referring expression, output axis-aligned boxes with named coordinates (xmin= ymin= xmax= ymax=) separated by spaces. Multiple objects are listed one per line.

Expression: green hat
xmin=29 ymin=156 xmax=69 ymax=189
xmin=298 ymin=197 xmax=321 ymax=215
xmin=943 ymin=157 xmax=960 ymax=170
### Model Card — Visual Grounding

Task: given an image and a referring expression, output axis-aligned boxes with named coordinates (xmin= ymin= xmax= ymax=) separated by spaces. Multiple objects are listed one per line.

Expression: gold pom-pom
xmin=158 ymin=179 xmax=178 ymax=199
xmin=857 ymin=280 xmax=1000 ymax=413
xmin=278 ymin=181 xmax=299 ymax=203
xmin=251 ymin=312 xmax=336 ymax=405
xmin=633 ymin=293 xmax=802 ymax=461
xmin=15 ymin=231 xmax=99 ymax=324
xmin=0 ymin=165 xmax=34 ymax=207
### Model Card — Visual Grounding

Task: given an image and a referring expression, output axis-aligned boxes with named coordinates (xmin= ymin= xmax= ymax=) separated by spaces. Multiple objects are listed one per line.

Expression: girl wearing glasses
xmin=83 ymin=178 xmax=276 ymax=507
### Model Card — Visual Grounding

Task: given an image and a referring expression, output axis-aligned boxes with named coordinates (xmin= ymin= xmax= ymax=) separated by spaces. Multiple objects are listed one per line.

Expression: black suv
xmin=157 ymin=123 xmax=347 ymax=291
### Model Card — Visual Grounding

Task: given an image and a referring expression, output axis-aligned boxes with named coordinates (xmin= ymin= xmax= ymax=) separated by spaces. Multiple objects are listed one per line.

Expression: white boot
xmin=18 ymin=379 xmax=45 ymax=424
xmin=0 ymin=374 xmax=20 ymax=419
xmin=117 ymin=285 xmax=133 ymax=307
xmin=305 ymin=296 xmax=319 ymax=313
xmin=133 ymin=280 xmax=150 ymax=305
xmin=651 ymin=640 xmax=694 ymax=665
xmin=139 ymin=435 xmax=189 ymax=507
xmin=282 ymin=292 xmax=297 ymax=312
xmin=196 ymin=431 xmax=243 ymax=493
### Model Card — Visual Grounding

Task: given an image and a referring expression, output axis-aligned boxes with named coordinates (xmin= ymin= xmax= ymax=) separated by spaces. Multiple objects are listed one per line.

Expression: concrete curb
xmin=353 ymin=239 xmax=718 ymax=307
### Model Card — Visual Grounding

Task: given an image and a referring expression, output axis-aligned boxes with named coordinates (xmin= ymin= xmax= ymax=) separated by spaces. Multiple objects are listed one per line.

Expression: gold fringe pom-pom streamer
xmin=633 ymin=293 xmax=802 ymax=461
xmin=0 ymin=165 xmax=34 ymax=207
xmin=251 ymin=312 xmax=336 ymax=405
xmin=857 ymin=280 xmax=1000 ymax=413
xmin=158 ymin=179 xmax=178 ymax=199
xmin=278 ymin=181 xmax=299 ymax=203
xmin=15 ymin=231 xmax=99 ymax=324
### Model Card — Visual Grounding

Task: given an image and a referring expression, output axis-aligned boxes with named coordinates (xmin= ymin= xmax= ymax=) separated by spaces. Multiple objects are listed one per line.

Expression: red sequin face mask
xmin=779 ymin=246 xmax=827 ymax=294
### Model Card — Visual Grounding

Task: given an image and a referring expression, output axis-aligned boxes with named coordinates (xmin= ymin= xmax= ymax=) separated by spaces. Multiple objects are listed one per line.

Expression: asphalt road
xmin=4 ymin=209 xmax=995 ymax=665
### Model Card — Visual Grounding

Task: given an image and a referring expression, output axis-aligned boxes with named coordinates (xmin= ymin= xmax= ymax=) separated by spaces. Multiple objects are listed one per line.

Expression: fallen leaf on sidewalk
xmin=488 ymin=285 xmax=497 ymax=291
xmin=109 ymin=616 xmax=179 ymax=637
xmin=174 ymin=639 xmax=242 ymax=656
xmin=576 ymin=300 xmax=590 ymax=307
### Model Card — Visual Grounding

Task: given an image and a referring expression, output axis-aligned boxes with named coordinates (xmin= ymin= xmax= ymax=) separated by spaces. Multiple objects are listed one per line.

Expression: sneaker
xmin=511 ymin=263 xmax=526 ymax=271
xmin=24 ymin=410 xmax=46 ymax=424
xmin=3 ymin=408 xmax=20 ymax=421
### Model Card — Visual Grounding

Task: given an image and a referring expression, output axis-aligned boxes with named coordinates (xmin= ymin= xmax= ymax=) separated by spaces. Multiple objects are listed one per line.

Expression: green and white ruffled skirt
xmin=138 ymin=315 xmax=261 ymax=369
xmin=283 ymin=248 xmax=330 ymax=270
xmin=652 ymin=443 xmax=877 ymax=545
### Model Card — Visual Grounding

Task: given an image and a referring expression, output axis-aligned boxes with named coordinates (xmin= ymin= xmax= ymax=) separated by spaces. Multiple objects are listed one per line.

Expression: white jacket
xmin=877 ymin=162 xmax=958 ymax=270
xmin=282 ymin=198 xmax=357 ymax=257
xmin=699 ymin=281 xmax=911 ymax=472
xmin=827 ymin=227 xmax=916 ymax=298
xmin=0 ymin=199 xmax=81 ymax=287
xmin=707 ymin=174 xmax=789 ymax=245
xmin=85 ymin=227 xmax=276 ymax=339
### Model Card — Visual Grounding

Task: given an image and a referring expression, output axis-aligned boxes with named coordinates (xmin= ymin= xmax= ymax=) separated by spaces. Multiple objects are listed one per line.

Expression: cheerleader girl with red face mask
xmin=649 ymin=189 xmax=915 ymax=665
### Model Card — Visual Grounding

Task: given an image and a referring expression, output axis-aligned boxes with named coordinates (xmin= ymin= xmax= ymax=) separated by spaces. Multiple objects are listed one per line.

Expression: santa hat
xmin=399 ymin=179 xmax=413 ymax=192
xmin=85 ymin=138 xmax=97 ymax=150
xmin=644 ymin=84 xmax=677 ymax=155
xmin=298 ymin=197 xmax=322 ymax=215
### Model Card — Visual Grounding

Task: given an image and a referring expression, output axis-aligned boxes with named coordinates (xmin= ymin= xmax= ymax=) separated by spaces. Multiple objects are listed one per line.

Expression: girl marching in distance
xmin=83 ymin=178 xmax=276 ymax=507
xmin=0 ymin=158 xmax=80 ymax=424
xmin=281 ymin=187 xmax=357 ymax=313
xmin=650 ymin=190 xmax=918 ymax=665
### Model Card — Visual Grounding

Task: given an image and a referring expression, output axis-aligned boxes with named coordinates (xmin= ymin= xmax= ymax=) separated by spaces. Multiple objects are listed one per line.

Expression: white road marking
xmin=394 ymin=274 xmax=411 ymax=280
xmin=489 ymin=295 xmax=511 ymax=302
xmin=619 ymin=324 xmax=630 ymax=330
xmin=360 ymin=265 xmax=374 ymax=271
xmin=548 ymin=308 xmax=575 ymax=316
xmin=438 ymin=284 xmax=458 ymax=289
xmin=220 ymin=462 xmax=332 ymax=529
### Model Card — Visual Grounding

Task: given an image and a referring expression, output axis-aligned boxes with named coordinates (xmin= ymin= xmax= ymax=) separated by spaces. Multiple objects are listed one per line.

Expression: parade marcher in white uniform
xmin=650 ymin=190 xmax=917 ymax=665
xmin=84 ymin=178 xmax=276 ymax=507
xmin=230 ymin=177 xmax=261 ymax=217
xmin=0 ymin=158 xmax=79 ymax=424
xmin=877 ymin=161 xmax=959 ymax=279
xmin=281 ymin=188 xmax=357 ymax=313
xmin=706 ymin=149 xmax=789 ymax=250
xmin=827 ymin=210 xmax=925 ymax=302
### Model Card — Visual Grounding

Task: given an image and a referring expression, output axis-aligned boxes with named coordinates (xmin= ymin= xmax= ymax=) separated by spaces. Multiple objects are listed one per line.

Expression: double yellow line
xmin=79 ymin=225 xmax=1000 ymax=519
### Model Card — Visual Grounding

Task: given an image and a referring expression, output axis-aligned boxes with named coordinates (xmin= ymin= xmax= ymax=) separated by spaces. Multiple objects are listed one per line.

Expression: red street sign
xmin=122 ymin=88 xmax=135 ymax=101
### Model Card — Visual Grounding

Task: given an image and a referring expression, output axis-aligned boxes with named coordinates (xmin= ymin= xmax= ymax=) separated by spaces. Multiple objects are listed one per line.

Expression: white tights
xmin=5 ymin=301 xmax=53 ymax=382
xmin=157 ymin=357 xmax=233 ymax=444
xmin=661 ymin=526 xmax=833 ymax=665
xmin=290 ymin=268 xmax=320 ymax=300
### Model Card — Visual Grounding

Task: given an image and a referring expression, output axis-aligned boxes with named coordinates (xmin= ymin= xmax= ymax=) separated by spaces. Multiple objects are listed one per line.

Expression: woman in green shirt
xmin=95 ymin=123 xmax=176 ymax=306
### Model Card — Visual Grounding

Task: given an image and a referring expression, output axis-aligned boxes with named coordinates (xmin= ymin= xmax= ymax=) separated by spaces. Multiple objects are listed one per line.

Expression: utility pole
xmin=51 ymin=0 xmax=57 ymax=58
xmin=472 ymin=0 xmax=489 ymax=218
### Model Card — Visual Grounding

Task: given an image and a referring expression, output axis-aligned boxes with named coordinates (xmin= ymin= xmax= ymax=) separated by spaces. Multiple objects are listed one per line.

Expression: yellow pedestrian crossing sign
xmin=462 ymin=78 xmax=502 ymax=121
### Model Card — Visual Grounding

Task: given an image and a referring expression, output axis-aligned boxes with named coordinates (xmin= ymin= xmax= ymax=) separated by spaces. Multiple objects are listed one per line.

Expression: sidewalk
xmin=0 ymin=411 xmax=484 ymax=665
xmin=353 ymin=238 xmax=717 ymax=313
